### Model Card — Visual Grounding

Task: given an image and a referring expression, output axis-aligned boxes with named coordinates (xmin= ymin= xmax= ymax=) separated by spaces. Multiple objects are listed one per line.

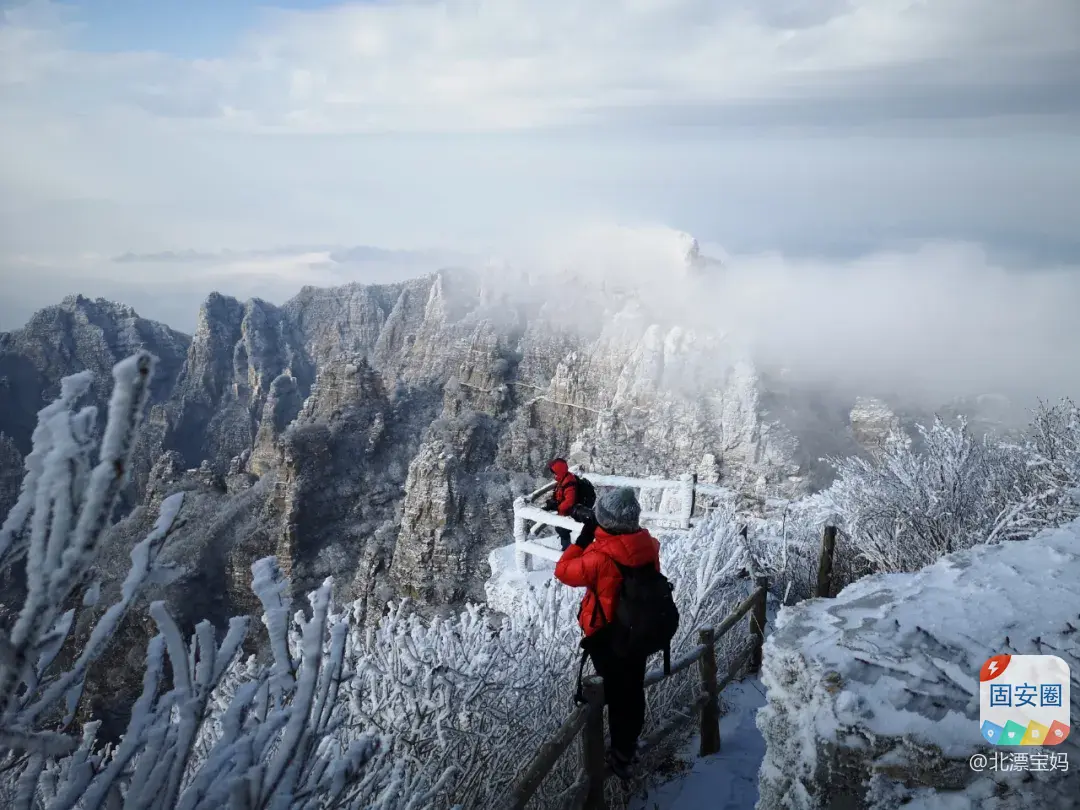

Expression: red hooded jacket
xmin=548 ymin=459 xmax=578 ymax=517
xmin=554 ymin=528 xmax=661 ymax=637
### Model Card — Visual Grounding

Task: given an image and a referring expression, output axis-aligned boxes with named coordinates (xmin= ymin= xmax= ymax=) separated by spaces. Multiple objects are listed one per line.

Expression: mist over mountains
xmin=1 ymin=227 xmax=1076 ymax=735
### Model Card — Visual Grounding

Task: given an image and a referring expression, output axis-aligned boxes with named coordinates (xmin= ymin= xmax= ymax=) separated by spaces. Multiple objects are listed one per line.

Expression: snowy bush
xmin=0 ymin=354 xmax=441 ymax=810
xmin=345 ymin=585 xmax=581 ymax=809
xmin=819 ymin=405 xmax=1080 ymax=576
xmin=1026 ymin=398 xmax=1080 ymax=517
xmin=741 ymin=492 xmax=875 ymax=603
xmin=660 ymin=505 xmax=755 ymax=639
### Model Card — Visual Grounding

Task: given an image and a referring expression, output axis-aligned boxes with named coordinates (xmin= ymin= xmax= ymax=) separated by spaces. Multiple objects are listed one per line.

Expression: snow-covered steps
xmin=629 ymin=677 xmax=768 ymax=810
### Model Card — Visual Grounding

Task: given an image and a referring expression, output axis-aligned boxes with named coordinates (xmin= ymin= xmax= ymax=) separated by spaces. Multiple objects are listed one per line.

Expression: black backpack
xmin=575 ymin=475 xmax=596 ymax=508
xmin=575 ymin=557 xmax=681 ymax=703
xmin=609 ymin=561 xmax=680 ymax=667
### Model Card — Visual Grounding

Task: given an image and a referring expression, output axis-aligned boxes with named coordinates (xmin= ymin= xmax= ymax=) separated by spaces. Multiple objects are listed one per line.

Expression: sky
xmin=1 ymin=0 xmax=1079 ymax=398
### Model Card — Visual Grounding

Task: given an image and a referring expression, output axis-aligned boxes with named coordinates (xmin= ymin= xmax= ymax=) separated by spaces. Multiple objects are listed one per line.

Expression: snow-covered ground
xmin=758 ymin=516 xmax=1080 ymax=809
xmin=629 ymin=676 xmax=768 ymax=810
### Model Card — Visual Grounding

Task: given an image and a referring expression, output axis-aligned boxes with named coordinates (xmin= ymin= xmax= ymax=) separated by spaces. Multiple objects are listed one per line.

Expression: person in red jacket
xmin=554 ymin=487 xmax=660 ymax=778
xmin=544 ymin=458 xmax=581 ymax=550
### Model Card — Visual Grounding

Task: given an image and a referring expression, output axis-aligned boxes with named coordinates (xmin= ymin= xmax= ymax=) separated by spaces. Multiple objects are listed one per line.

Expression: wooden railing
xmin=507 ymin=577 xmax=770 ymax=810
xmin=513 ymin=470 xmax=734 ymax=572
xmin=816 ymin=525 xmax=838 ymax=598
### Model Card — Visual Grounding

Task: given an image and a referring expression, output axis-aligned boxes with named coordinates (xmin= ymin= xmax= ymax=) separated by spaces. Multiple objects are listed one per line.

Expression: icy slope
xmin=758 ymin=518 xmax=1080 ymax=809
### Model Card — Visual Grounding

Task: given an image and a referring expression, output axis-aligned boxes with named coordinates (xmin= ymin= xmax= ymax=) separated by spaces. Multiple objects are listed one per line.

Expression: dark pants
xmin=557 ymin=517 xmax=597 ymax=551
xmin=556 ymin=527 xmax=573 ymax=551
xmin=588 ymin=638 xmax=648 ymax=759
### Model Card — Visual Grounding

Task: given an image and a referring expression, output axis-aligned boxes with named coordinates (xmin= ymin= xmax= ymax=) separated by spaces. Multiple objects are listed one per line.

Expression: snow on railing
xmin=512 ymin=469 xmax=734 ymax=572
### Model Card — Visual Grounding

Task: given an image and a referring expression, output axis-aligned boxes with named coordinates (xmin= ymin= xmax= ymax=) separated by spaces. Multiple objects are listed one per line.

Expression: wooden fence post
xmin=582 ymin=682 xmax=608 ymax=810
xmin=815 ymin=525 xmax=837 ymax=598
xmin=748 ymin=576 xmax=768 ymax=674
xmin=697 ymin=628 xmax=721 ymax=756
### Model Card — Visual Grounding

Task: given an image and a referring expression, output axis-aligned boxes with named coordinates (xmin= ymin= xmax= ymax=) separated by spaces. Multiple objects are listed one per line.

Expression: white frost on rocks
xmin=758 ymin=518 xmax=1080 ymax=809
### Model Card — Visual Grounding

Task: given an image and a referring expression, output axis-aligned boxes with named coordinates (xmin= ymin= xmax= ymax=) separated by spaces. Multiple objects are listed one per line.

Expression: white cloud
xmin=515 ymin=226 xmax=1080 ymax=405
xmin=3 ymin=0 xmax=1079 ymax=133
xmin=0 ymin=0 xmax=1078 ymax=288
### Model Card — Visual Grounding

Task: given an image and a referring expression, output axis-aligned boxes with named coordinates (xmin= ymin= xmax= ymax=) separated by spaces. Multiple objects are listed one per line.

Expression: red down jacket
xmin=554 ymin=528 xmax=661 ymax=637
xmin=548 ymin=459 xmax=578 ymax=517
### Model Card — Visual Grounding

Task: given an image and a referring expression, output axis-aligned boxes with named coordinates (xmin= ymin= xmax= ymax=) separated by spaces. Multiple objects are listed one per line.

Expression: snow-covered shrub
xmin=345 ymin=583 xmax=582 ymax=809
xmin=819 ymin=406 xmax=1080 ymax=576
xmin=742 ymin=493 xmax=874 ymax=603
xmin=741 ymin=497 xmax=828 ymax=604
xmin=0 ymin=354 xmax=440 ymax=809
xmin=1026 ymin=397 xmax=1080 ymax=518
xmin=660 ymin=505 xmax=754 ymax=641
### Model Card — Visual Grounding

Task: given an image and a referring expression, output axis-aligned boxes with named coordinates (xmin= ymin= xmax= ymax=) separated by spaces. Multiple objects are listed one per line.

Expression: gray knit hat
xmin=594 ymin=487 xmax=642 ymax=534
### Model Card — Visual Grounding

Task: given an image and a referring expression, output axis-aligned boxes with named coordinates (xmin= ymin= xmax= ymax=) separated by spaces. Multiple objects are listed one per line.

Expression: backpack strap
xmin=588 ymin=584 xmax=609 ymax=628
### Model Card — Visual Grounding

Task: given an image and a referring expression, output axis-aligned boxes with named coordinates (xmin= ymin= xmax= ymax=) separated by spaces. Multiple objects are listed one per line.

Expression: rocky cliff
xmin=0 ymin=295 xmax=191 ymax=508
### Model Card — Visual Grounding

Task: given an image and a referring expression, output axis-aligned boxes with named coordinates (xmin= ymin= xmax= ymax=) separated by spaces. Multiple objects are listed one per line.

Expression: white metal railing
xmin=511 ymin=470 xmax=733 ymax=572
xmin=512 ymin=501 xmax=580 ymax=571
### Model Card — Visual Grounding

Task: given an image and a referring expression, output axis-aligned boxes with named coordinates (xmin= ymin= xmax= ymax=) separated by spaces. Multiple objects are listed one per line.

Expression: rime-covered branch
xmin=818 ymin=406 xmax=1080 ymax=575
xmin=0 ymin=354 xmax=155 ymax=720
xmin=0 ymin=356 xmax=436 ymax=809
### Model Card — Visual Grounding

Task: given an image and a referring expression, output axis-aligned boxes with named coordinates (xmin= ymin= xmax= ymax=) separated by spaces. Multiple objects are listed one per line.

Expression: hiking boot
xmin=605 ymin=748 xmax=637 ymax=780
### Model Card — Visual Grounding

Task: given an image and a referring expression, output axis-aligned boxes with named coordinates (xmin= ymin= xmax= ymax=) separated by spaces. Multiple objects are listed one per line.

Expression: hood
xmin=548 ymin=458 xmax=570 ymax=479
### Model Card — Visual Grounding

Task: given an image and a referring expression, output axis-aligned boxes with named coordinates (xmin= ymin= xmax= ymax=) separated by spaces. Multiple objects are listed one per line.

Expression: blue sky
xmin=1 ymin=0 xmax=1079 ymax=354
xmin=58 ymin=0 xmax=335 ymax=57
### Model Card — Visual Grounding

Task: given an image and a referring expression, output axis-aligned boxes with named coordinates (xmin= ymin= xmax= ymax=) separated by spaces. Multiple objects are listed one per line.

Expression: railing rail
xmin=507 ymin=579 xmax=769 ymax=810
xmin=513 ymin=468 xmax=737 ymax=572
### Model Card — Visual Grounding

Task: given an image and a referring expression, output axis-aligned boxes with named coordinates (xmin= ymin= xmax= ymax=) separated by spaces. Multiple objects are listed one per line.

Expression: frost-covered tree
xmin=1026 ymin=398 xmax=1080 ymax=521
xmin=819 ymin=405 xmax=1080 ymax=575
xmin=0 ymin=354 xmax=442 ymax=809
xmin=342 ymin=584 xmax=581 ymax=809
